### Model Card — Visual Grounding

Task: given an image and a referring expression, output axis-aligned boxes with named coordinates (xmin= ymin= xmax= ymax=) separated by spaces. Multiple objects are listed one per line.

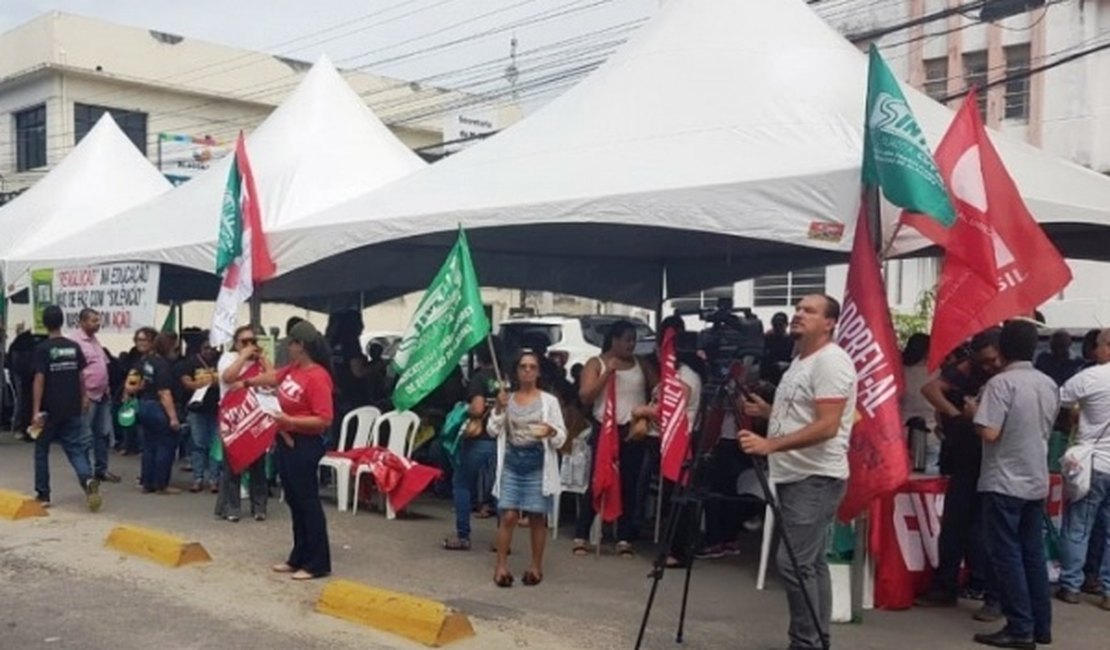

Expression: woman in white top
xmin=901 ymin=334 xmax=939 ymax=473
xmin=214 ymin=325 xmax=272 ymax=522
xmin=487 ymin=351 xmax=567 ymax=588
xmin=573 ymin=320 xmax=658 ymax=557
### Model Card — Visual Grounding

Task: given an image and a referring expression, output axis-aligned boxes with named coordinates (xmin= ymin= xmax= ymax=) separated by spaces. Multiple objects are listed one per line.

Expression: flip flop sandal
xmin=271 ymin=563 xmax=296 ymax=573
xmin=442 ymin=537 xmax=472 ymax=551
xmin=616 ymin=542 xmax=634 ymax=557
xmin=291 ymin=570 xmax=326 ymax=581
xmin=475 ymin=507 xmax=496 ymax=519
xmin=522 ymin=570 xmax=544 ymax=586
xmin=494 ymin=571 xmax=514 ymax=588
xmin=571 ymin=540 xmax=590 ymax=556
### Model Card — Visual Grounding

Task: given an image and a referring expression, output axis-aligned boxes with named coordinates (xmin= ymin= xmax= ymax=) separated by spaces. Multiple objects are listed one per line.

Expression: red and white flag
xmin=210 ymin=132 xmax=275 ymax=347
xmin=924 ymin=92 xmax=1071 ymax=369
xmin=836 ymin=208 xmax=909 ymax=522
xmin=658 ymin=328 xmax=691 ymax=484
xmin=592 ymin=374 xmax=622 ymax=522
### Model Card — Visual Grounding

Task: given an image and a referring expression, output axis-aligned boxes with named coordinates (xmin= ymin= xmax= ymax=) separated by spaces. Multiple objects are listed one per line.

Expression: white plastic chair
xmin=316 ymin=406 xmax=380 ymax=512
xmin=353 ymin=410 xmax=420 ymax=518
xmin=554 ymin=427 xmax=592 ymax=540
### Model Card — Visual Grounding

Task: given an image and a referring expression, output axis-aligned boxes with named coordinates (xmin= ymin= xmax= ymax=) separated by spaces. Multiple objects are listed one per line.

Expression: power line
xmin=939 ymin=37 xmax=1110 ymax=103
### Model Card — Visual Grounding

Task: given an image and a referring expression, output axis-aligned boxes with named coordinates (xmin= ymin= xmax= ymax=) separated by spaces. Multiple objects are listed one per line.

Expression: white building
xmin=723 ymin=0 xmax=1110 ymax=329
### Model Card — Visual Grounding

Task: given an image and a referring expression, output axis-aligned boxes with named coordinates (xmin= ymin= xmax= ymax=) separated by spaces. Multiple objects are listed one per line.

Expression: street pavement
xmin=1 ymin=434 xmax=1105 ymax=650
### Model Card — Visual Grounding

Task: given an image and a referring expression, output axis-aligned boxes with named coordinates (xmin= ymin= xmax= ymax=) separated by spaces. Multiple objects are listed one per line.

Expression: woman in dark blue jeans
xmin=129 ymin=329 xmax=181 ymax=494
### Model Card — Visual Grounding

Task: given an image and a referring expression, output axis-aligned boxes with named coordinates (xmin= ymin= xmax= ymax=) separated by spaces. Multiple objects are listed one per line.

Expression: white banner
xmin=31 ymin=263 xmax=161 ymax=334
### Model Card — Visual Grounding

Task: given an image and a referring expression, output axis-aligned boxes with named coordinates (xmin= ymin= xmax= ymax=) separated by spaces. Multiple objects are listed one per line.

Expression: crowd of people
xmin=6 ymin=299 xmax=1110 ymax=650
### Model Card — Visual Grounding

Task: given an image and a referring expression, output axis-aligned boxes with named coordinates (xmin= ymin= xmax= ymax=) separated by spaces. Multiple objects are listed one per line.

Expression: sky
xmin=0 ymin=0 xmax=660 ymax=112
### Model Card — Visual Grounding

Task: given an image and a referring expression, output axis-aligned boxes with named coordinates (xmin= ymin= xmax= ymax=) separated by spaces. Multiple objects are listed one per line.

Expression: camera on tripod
xmin=676 ymin=297 xmax=765 ymax=387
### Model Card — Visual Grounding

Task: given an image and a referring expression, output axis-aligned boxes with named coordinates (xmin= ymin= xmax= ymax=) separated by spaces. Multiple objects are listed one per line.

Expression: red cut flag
xmin=899 ymin=92 xmax=998 ymax=288
xmin=659 ymin=327 xmax=691 ymax=484
xmin=218 ymin=387 xmax=279 ymax=474
xmin=835 ymin=207 xmax=909 ymax=522
xmin=926 ymin=94 xmax=1072 ymax=370
xmin=592 ymin=374 xmax=622 ymax=522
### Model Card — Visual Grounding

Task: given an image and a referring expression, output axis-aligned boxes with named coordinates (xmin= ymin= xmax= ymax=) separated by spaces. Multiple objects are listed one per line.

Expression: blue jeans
xmin=34 ymin=415 xmax=93 ymax=500
xmin=1060 ymin=469 xmax=1110 ymax=593
xmin=138 ymin=400 xmax=176 ymax=492
xmin=83 ymin=396 xmax=113 ymax=477
xmin=453 ymin=438 xmax=497 ymax=540
xmin=187 ymin=411 xmax=220 ymax=484
xmin=982 ymin=492 xmax=1052 ymax=640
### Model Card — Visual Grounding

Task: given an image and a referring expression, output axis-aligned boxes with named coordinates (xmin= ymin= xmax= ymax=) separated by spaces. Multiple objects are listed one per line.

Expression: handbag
xmin=1061 ymin=419 xmax=1110 ymax=503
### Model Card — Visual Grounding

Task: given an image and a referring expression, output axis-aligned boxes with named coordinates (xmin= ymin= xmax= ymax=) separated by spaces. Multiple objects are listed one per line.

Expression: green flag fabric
xmin=214 ymin=156 xmax=243 ymax=276
xmin=862 ymin=44 xmax=956 ymax=226
xmin=391 ymin=228 xmax=490 ymax=412
xmin=161 ymin=304 xmax=177 ymax=334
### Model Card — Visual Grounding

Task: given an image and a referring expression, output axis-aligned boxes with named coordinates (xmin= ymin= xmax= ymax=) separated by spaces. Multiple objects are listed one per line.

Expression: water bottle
xmin=27 ymin=411 xmax=47 ymax=440
xmin=907 ymin=417 xmax=928 ymax=473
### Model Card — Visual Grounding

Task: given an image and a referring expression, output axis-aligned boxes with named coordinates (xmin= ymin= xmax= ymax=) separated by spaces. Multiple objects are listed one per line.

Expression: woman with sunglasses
xmin=488 ymin=350 xmax=567 ymax=588
xmin=216 ymin=325 xmax=272 ymax=522
xmin=129 ymin=328 xmax=181 ymax=494
xmin=242 ymin=321 xmax=334 ymax=581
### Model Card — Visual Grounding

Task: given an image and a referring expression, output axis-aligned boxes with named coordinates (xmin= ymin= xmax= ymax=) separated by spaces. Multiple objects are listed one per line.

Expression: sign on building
xmin=158 ymin=132 xmax=231 ymax=185
xmin=441 ymin=111 xmax=499 ymax=153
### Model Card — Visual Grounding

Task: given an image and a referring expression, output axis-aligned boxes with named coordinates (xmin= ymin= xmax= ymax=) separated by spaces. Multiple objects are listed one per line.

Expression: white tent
xmin=6 ymin=55 xmax=426 ymax=297
xmin=0 ymin=114 xmax=171 ymax=292
xmin=247 ymin=0 xmax=1110 ymax=308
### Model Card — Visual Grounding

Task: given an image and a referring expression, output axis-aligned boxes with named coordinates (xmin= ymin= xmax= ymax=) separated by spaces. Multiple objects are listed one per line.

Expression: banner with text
xmin=31 ymin=263 xmax=161 ymax=334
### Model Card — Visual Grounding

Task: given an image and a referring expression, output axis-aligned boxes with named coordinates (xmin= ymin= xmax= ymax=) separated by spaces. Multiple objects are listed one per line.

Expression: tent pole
xmin=655 ymin=265 xmax=669 ymax=330
xmin=249 ymin=294 xmax=262 ymax=335
xmin=0 ymin=269 xmax=7 ymax=432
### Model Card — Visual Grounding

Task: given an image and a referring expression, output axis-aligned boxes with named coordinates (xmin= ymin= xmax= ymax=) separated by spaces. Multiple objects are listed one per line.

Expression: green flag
xmin=215 ymin=156 xmax=243 ymax=276
xmin=862 ymin=44 xmax=955 ymax=225
xmin=161 ymin=304 xmax=176 ymax=334
xmin=391 ymin=228 xmax=490 ymax=412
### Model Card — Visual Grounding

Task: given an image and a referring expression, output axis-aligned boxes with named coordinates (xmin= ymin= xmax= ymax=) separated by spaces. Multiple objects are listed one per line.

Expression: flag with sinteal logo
xmin=863 ymin=46 xmax=997 ymax=285
xmin=862 ymin=45 xmax=956 ymax=222
xmin=391 ymin=228 xmax=490 ymax=412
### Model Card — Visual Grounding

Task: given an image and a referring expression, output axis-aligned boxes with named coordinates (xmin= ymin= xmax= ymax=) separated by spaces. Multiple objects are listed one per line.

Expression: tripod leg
xmin=635 ymin=478 xmax=697 ymax=650
xmin=675 ymin=494 xmax=705 ymax=643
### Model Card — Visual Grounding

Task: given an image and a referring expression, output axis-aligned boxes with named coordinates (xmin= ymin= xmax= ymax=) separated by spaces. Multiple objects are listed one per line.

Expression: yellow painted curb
xmin=0 ymin=489 xmax=49 ymax=520
xmin=104 ymin=525 xmax=211 ymax=568
xmin=316 ymin=579 xmax=475 ymax=647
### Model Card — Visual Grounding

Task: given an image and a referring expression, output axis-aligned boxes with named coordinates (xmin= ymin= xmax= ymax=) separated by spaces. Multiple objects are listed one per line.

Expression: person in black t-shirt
xmin=31 ymin=305 xmax=101 ymax=511
xmin=127 ymin=329 xmax=182 ymax=494
xmin=917 ymin=328 xmax=1003 ymax=614
xmin=179 ymin=334 xmax=222 ymax=493
xmin=763 ymin=312 xmax=794 ymax=386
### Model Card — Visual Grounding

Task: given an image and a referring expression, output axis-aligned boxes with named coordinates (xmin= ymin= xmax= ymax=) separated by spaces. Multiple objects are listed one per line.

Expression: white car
xmin=498 ymin=315 xmax=655 ymax=378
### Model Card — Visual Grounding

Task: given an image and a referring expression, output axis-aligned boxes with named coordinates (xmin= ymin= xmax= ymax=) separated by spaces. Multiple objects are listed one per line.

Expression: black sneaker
xmin=85 ymin=478 xmax=102 ymax=513
xmin=35 ymin=494 xmax=51 ymax=508
xmin=972 ymin=629 xmax=1034 ymax=649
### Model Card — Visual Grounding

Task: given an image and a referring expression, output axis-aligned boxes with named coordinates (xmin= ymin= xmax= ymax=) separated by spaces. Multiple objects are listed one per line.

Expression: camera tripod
xmin=634 ymin=376 xmax=830 ymax=650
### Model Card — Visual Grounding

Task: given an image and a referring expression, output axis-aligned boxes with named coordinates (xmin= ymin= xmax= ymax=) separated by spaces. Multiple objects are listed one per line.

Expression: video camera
xmin=676 ymin=298 xmax=764 ymax=383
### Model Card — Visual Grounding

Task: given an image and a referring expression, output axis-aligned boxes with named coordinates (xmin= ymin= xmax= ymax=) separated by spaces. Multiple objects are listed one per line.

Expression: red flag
xmin=900 ymin=91 xmax=998 ymax=289
xmin=926 ymin=94 xmax=1072 ymax=370
xmin=592 ymin=374 xmax=622 ymax=522
xmin=659 ymin=328 xmax=691 ymax=484
xmin=835 ymin=205 xmax=909 ymax=522
xmin=218 ymin=387 xmax=279 ymax=475
xmin=235 ymin=132 xmax=276 ymax=283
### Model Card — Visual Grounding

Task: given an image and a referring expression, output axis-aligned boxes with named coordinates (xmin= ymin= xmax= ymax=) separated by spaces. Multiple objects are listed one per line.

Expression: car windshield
xmin=499 ymin=323 xmax=563 ymax=355
xmin=581 ymin=317 xmax=655 ymax=352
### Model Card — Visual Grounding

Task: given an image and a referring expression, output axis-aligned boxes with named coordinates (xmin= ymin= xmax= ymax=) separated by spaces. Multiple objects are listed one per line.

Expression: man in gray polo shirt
xmin=972 ymin=320 xmax=1057 ymax=649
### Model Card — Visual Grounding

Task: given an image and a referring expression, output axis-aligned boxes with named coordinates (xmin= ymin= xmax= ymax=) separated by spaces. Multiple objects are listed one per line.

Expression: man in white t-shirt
xmin=740 ymin=294 xmax=857 ymax=650
xmin=1056 ymin=328 xmax=1110 ymax=611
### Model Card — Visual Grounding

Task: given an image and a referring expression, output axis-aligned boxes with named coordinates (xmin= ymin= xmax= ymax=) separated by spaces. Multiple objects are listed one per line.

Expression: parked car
xmin=498 ymin=315 xmax=655 ymax=378
xmin=359 ymin=331 xmax=403 ymax=360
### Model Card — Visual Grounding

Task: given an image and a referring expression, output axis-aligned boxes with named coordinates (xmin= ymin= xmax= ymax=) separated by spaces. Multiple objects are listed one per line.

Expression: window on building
xmin=923 ymin=57 xmax=949 ymax=102
xmin=962 ymin=50 xmax=989 ymax=120
xmin=1003 ymin=44 xmax=1031 ymax=121
xmin=74 ymin=103 xmax=148 ymax=154
xmin=753 ymin=268 xmax=827 ymax=307
xmin=14 ymin=104 xmax=47 ymax=171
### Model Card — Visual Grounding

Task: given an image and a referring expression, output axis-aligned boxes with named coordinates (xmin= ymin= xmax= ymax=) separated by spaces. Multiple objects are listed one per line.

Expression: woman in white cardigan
xmin=488 ymin=350 xmax=567 ymax=588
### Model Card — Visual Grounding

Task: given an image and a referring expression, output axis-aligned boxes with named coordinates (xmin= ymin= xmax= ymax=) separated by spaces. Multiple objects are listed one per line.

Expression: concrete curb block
xmin=315 ymin=579 xmax=475 ymax=647
xmin=104 ymin=524 xmax=212 ymax=568
xmin=0 ymin=489 xmax=49 ymax=520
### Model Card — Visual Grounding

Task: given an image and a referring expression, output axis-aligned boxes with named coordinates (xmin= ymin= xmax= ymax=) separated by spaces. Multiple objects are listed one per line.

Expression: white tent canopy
xmin=252 ymin=0 xmax=1110 ymax=308
xmin=7 ymin=55 xmax=426 ymax=297
xmin=0 ymin=114 xmax=171 ymax=291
